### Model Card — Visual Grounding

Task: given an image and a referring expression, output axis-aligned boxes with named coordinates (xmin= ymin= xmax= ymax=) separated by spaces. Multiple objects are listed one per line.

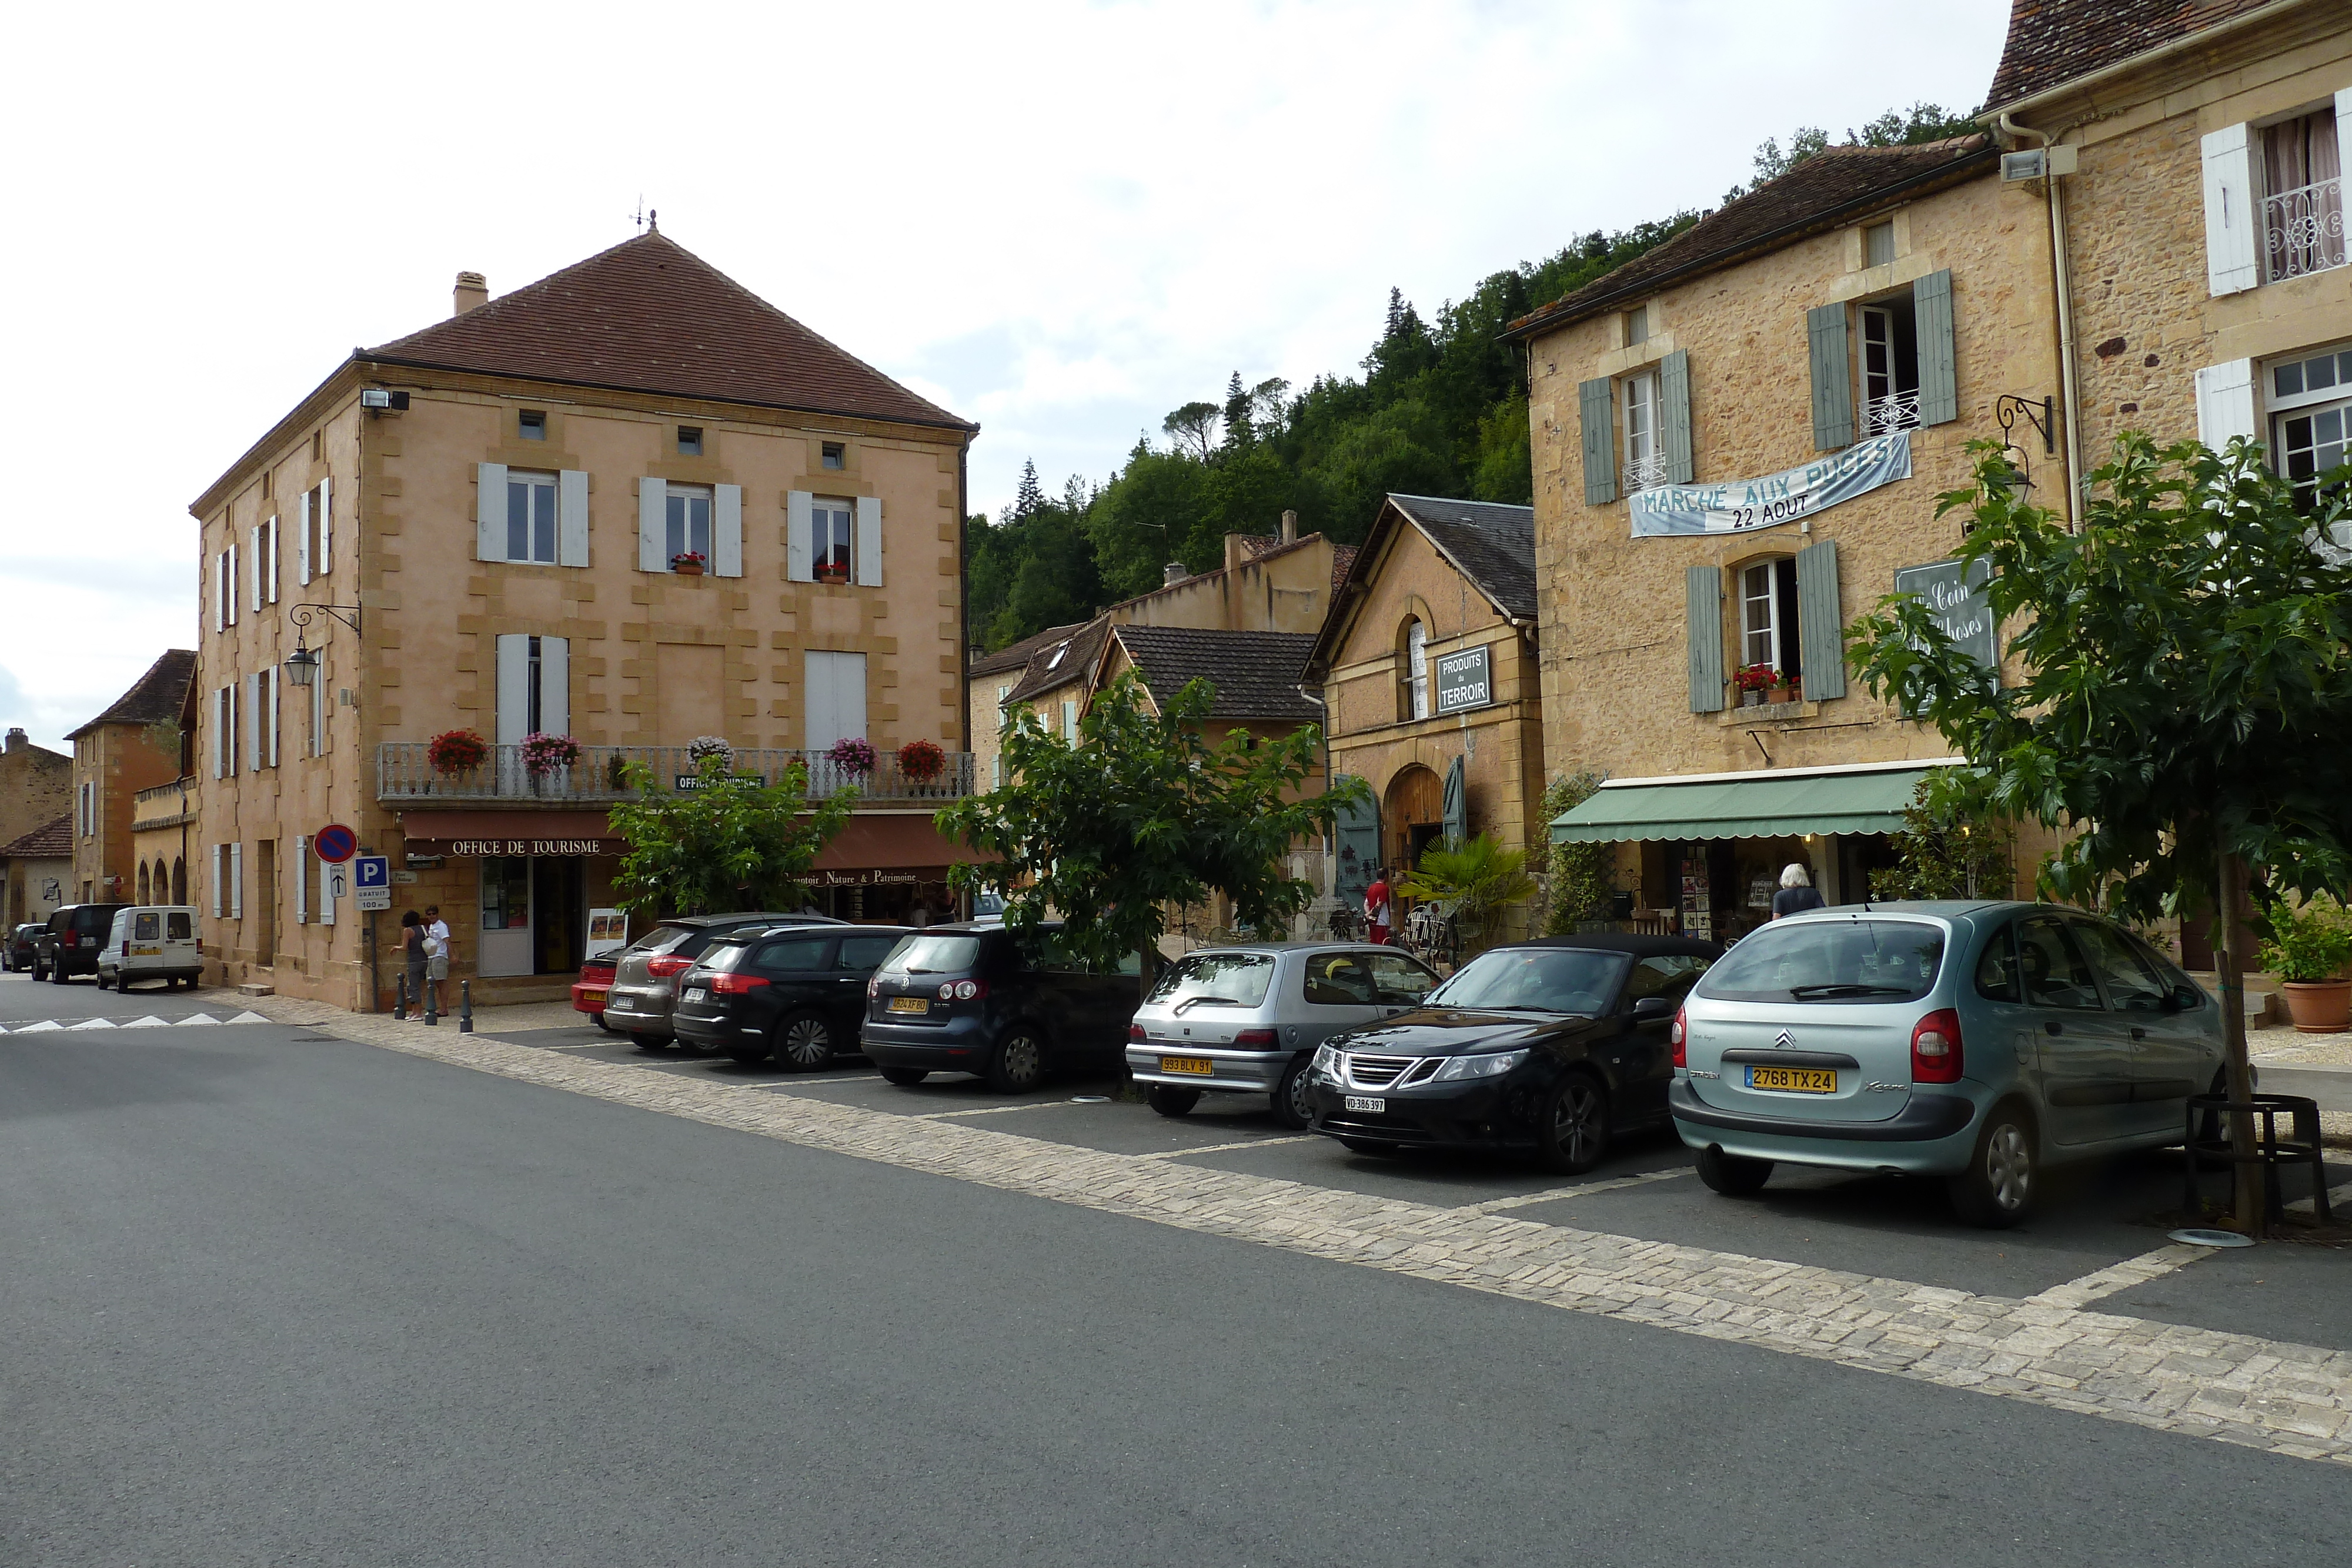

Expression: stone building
xmin=1979 ymin=0 xmax=2352 ymax=962
xmin=1 ymin=813 xmax=73 ymax=930
xmin=188 ymin=230 xmax=978 ymax=1005
xmin=1302 ymin=495 xmax=1544 ymax=937
xmin=1511 ymin=132 xmax=2064 ymax=942
xmin=66 ymin=650 xmax=197 ymax=907
xmin=0 ymin=726 xmax=72 ymax=859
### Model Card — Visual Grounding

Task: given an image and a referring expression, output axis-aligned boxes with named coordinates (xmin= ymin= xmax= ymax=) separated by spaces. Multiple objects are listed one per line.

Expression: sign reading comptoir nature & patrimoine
xmin=1630 ymin=429 xmax=1912 ymax=536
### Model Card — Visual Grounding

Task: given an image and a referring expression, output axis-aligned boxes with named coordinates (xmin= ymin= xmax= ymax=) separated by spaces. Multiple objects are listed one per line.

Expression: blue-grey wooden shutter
xmin=1795 ymin=539 xmax=1845 ymax=700
xmin=1333 ymin=777 xmax=1381 ymax=905
xmin=1659 ymin=348 xmax=1693 ymax=483
xmin=1807 ymin=303 xmax=1853 ymax=450
xmin=1913 ymin=270 xmax=1957 ymax=426
xmin=1442 ymin=754 xmax=1468 ymax=843
xmin=1686 ymin=566 xmax=1724 ymax=713
xmin=1578 ymin=377 xmax=1616 ymax=504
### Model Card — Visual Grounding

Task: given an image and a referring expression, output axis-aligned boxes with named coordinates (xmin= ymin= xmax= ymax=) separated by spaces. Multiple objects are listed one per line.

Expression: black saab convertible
xmin=1305 ymin=932 xmax=1721 ymax=1173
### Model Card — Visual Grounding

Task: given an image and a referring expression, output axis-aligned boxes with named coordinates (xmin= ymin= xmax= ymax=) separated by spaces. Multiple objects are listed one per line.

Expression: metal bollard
xmin=459 ymin=978 xmax=475 ymax=1035
xmin=394 ymin=970 xmax=409 ymax=1021
xmin=423 ymin=976 xmax=439 ymax=1027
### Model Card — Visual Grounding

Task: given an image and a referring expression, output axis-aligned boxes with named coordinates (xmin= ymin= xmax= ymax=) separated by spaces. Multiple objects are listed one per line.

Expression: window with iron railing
xmin=1622 ymin=370 xmax=1665 ymax=492
xmin=2262 ymin=109 xmax=2345 ymax=283
xmin=1860 ymin=301 xmax=1921 ymax=435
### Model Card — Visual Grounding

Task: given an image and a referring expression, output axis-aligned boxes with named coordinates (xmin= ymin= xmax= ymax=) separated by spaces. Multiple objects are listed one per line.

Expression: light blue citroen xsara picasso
xmin=1670 ymin=901 xmax=2225 ymax=1227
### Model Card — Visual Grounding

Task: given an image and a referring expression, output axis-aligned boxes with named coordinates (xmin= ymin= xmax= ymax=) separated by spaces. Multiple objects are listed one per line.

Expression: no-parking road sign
xmin=313 ymin=824 xmax=358 ymax=864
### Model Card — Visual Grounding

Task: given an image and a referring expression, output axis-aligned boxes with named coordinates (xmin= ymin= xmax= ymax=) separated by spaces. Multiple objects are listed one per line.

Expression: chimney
xmin=4 ymin=727 xmax=24 ymax=753
xmin=1163 ymin=561 xmax=1190 ymax=588
xmin=453 ymin=270 xmax=488 ymax=316
xmin=1279 ymin=509 xmax=1298 ymax=544
xmin=1224 ymin=532 xmax=1247 ymax=571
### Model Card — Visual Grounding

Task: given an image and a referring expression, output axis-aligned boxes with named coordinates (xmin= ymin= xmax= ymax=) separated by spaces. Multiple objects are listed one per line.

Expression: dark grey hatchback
xmin=673 ymin=925 xmax=912 ymax=1069
xmin=862 ymin=921 xmax=1142 ymax=1092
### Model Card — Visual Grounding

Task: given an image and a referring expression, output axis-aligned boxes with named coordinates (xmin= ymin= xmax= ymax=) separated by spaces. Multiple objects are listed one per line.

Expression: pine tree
xmin=1013 ymin=459 xmax=1045 ymax=519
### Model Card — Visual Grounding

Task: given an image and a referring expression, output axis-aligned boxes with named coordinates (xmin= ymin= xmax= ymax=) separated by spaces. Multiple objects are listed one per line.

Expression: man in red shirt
xmin=1364 ymin=869 xmax=1392 ymax=945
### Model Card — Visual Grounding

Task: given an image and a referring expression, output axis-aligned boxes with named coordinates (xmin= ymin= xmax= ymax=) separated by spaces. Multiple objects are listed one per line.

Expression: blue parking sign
xmin=353 ymin=855 xmax=392 ymax=911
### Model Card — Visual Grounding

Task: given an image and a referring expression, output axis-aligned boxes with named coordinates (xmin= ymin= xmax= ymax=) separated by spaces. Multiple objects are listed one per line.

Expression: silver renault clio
xmin=1127 ymin=942 xmax=1444 ymax=1128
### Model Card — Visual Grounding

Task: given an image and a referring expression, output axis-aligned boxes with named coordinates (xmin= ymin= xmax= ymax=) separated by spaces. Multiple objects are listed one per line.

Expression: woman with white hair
xmin=1770 ymin=861 xmax=1827 ymax=920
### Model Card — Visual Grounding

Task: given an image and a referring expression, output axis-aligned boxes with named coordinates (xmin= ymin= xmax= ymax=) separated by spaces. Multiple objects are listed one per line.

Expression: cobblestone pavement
xmin=256 ymin=994 xmax=2352 ymax=1469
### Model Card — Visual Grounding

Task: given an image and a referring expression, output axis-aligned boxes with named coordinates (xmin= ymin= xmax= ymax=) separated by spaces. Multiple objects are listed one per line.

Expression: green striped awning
xmin=1549 ymin=766 xmax=1947 ymax=843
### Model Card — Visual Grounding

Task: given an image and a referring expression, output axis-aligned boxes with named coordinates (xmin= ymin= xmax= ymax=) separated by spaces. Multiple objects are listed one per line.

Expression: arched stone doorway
xmin=171 ymin=857 xmax=186 ymax=905
xmin=1383 ymin=764 xmax=1444 ymax=876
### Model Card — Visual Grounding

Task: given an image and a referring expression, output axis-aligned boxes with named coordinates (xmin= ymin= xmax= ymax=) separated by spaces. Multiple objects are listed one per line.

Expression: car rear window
xmin=882 ymin=934 xmax=983 ymax=975
xmin=167 ymin=913 xmax=193 ymax=940
xmin=1148 ymin=951 xmax=1277 ymax=1008
xmin=752 ymin=937 xmax=833 ymax=973
xmin=1696 ymin=918 xmax=1945 ymax=1003
xmin=1428 ymin=947 xmax=1628 ymax=1014
xmin=696 ymin=940 xmax=755 ymax=974
xmin=633 ymin=924 xmax=701 ymax=957
xmin=133 ymin=912 xmax=161 ymax=941
xmin=836 ymin=934 xmax=903 ymax=971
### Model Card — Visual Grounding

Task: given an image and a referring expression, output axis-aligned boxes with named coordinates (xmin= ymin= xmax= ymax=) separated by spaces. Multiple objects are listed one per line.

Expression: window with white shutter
xmin=295 ymin=836 xmax=310 ymax=924
xmin=856 ymin=496 xmax=883 ymax=586
xmin=315 ymin=476 xmax=332 ymax=575
xmin=229 ymin=843 xmax=243 ymax=919
xmin=802 ymin=651 xmax=868 ymax=751
xmin=714 ymin=483 xmax=743 ymax=577
xmin=2203 ymin=123 xmax=2261 ymax=296
xmin=787 ymin=490 xmax=814 ymax=581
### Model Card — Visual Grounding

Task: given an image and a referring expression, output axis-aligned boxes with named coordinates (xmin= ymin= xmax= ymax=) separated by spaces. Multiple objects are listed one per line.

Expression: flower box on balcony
xmin=671 ymin=551 xmax=707 ymax=577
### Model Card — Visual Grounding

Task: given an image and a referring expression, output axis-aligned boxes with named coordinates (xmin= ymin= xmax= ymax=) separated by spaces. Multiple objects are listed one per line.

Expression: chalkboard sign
xmin=1893 ymin=558 xmax=1999 ymax=683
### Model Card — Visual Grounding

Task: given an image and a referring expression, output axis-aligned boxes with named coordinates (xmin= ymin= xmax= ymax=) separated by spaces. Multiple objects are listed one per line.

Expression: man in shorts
xmin=425 ymin=904 xmax=452 ymax=1012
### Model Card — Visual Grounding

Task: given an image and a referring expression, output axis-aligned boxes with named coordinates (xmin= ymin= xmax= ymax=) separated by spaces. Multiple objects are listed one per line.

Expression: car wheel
xmin=1272 ymin=1055 xmax=1315 ymax=1131
xmin=986 ymin=1028 xmax=1047 ymax=1094
xmin=592 ymin=1012 xmax=612 ymax=1033
xmin=631 ymin=1033 xmax=673 ymax=1053
xmin=1147 ymin=1084 xmax=1200 ymax=1118
xmin=726 ymin=1038 xmax=771 ymax=1066
xmin=52 ymin=961 xmax=69 ymax=985
xmin=775 ymin=1012 xmax=836 ymax=1072
xmin=1536 ymin=1073 xmax=1612 ymax=1175
xmin=1696 ymin=1145 xmax=1773 ymax=1196
xmin=879 ymin=1066 xmax=930 ymax=1086
xmin=1949 ymin=1104 xmax=2037 ymax=1229
xmin=1338 ymin=1136 xmax=1402 ymax=1158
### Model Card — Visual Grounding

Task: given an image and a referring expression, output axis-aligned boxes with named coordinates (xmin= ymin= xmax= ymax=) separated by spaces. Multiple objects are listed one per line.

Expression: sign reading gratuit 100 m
xmin=1433 ymin=644 xmax=1493 ymax=715
xmin=1630 ymin=429 xmax=1912 ymax=536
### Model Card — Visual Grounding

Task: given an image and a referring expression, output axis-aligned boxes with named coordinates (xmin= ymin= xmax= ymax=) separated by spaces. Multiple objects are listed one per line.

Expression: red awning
xmin=811 ymin=813 xmax=989 ymax=873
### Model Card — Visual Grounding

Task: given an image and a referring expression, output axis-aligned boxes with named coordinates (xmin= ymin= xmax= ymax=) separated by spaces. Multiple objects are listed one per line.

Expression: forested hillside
xmin=965 ymin=104 xmax=1976 ymax=653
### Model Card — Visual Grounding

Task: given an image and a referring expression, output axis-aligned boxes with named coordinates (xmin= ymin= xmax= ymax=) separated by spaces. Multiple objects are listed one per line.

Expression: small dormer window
xmin=822 ymin=442 xmax=846 ymax=470
xmin=677 ymin=426 xmax=703 ymax=456
xmin=1624 ymin=306 xmax=1649 ymax=347
xmin=519 ymin=409 xmax=546 ymax=440
xmin=1045 ymin=642 xmax=1068 ymax=671
xmin=1865 ymin=220 xmax=1895 ymax=269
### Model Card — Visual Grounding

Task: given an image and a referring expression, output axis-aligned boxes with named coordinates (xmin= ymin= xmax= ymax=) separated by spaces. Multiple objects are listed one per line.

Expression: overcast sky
xmin=0 ymin=0 xmax=2009 ymax=751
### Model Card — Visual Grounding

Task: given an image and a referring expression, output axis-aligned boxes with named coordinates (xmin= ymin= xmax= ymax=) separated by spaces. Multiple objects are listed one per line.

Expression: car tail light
xmin=646 ymin=955 xmax=693 ymax=979
xmin=867 ymin=978 xmax=880 ymax=999
xmin=1128 ymin=1022 xmax=1146 ymax=1041
xmin=1233 ymin=1027 xmax=1278 ymax=1046
xmin=62 ymin=931 xmax=78 ymax=950
xmin=1911 ymin=1008 xmax=1964 ymax=1084
xmin=1670 ymin=1006 xmax=1687 ymax=1069
xmin=711 ymin=972 xmax=770 ymax=996
xmin=954 ymin=979 xmax=985 ymax=1000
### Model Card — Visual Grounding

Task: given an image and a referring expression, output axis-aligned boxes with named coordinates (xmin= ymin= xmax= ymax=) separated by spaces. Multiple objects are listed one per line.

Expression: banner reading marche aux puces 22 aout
xmin=1628 ymin=429 xmax=1912 ymax=536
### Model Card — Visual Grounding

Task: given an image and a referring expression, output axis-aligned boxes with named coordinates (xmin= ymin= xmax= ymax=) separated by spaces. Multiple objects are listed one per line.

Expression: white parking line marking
xmin=119 ymin=1016 xmax=173 ymax=1029
xmin=744 ymin=1075 xmax=885 ymax=1089
xmin=1455 ymin=1166 xmax=1693 ymax=1214
xmin=1142 ymin=1135 xmax=1317 ymax=1159
xmin=2025 ymin=1243 xmax=2214 ymax=1310
xmin=67 ymin=1018 xmax=118 ymax=1030
xmin=10 ymin=1020 xmax=63 ymax=1032
xmin=925 ymin=1101 xmax=1079 ymax=1119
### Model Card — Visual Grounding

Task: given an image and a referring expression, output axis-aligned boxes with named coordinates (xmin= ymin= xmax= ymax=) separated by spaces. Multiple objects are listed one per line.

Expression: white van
xmin=95 ymin=907 xmax=202 ymax=992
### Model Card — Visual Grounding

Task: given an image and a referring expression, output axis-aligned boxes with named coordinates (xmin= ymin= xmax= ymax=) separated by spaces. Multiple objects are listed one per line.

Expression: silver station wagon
xmin=1672 ymin=901 xmax=2224 ymax=1227
xmin=1127 ymin=942 xmax=1443 ymax=1128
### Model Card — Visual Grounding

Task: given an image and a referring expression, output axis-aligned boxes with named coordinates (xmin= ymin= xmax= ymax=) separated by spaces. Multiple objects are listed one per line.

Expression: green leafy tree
xmin=1846 ymin=434 xmax=2352 ymax=1233
xmin=1867 ymin=777 xmax=2017 ymax=902
xmin=937 ymin=672 xmax=1365 ymax=991
xmin=608 ymin=755 xmax=857 ymax=919
xmin=1539 ymin=771 xmax=1615 ymax=934
xmin=1399 ymin=834 xmax=1536 ymax=956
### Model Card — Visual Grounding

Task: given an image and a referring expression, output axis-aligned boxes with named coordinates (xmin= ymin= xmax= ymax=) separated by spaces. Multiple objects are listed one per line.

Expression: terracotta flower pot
xmin=2280 ymin=979 xmax=2352 ymax=1033
xmin=674 ymin=561 xmax=705 ymax=577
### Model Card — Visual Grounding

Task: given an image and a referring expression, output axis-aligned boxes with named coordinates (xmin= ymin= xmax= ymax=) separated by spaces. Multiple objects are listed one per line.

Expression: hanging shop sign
xmin=1631 ymin=429 xmax=1912 ymax=537
xmin=1433 ymin=644 xmax=1494 ymax=715
xmin=1892 ymin=557 xmax=2000 ymax=678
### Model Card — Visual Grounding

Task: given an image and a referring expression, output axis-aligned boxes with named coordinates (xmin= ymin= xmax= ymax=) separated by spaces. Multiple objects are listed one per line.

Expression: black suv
xmin=674 ymin=924 xmax=913 ymax=1069
xmin=34 ymin=904 xmax=131 ymax=984
xmin=862 ymin=921 xmax=1142 ymax=1092
xmin=602 ymin=912 xmax=844 ymax=1049
xmin=5 ymin=922 xmax=42 ymax=972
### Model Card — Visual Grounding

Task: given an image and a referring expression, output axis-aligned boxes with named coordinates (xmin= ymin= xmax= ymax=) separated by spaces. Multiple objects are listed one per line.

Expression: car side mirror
xmin=2167 ymin=982 xmax=2203 ymax=1013
xmin=1631 ymin=995 xmax=1674 ymax=1019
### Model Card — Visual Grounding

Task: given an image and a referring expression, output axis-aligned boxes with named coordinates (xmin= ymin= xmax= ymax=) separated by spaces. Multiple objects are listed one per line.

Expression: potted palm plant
xmin=2257 ymin=895 xmax=2352 ymax=1033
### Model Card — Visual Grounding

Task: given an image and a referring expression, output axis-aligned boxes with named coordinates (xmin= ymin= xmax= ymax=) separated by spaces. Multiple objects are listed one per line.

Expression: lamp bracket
xmin=1995 ymin=394 xmax=2056 ymax=456
xmin=288 ymin=602 xmax=363 ymax=640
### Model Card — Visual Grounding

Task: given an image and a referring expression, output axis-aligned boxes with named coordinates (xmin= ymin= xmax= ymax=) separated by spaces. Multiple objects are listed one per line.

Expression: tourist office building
xmin=189 ymin=232 xmax=981 ymax=1004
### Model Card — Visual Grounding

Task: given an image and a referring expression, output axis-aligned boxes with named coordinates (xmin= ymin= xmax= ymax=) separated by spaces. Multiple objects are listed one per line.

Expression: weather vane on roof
xmin=632 ymin=197 xmax=656 ymax=233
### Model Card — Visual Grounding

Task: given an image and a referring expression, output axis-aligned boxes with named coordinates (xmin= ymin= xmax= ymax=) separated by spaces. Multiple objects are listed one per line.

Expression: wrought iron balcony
xmin=1621 ymin=454 xmax=1671 ymax=492
xmin=1862 ymin=389 xmax=1922 ymax=436
xmin=376 ymin=743 xmax=975 ymax=804
xmin=2265 ymin=176 xmax=2346 ymax=282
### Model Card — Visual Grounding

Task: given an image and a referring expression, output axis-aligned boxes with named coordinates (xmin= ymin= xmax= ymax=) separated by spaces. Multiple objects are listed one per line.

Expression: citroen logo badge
xmin=1774 ymin=1029 xmax=1795 ymax=1049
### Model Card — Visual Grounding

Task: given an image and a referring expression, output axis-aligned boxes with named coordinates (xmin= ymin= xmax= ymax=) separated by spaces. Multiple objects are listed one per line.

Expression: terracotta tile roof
xmin=1003 ymin=619 xmax=1114 ymax=707
xmin=1385 ymin=496 xmax=1539 ymax=620
xmin=1109 ymin=626 xmax=1323 ymax=721
xmin=1329 ymin=544 xmax=1359 ymax=595
xmin=1509 ymin=138 xmax=1996 ymax=339
xmin=66 ymin=650 xmax=197 ymax=740
xmin=367 ymin=232 xmax=973 ymax=432
xmin=0 ymin=811 xmax=72 ymax=859
xmin=970 ymin=621 xmax=1086 ymax=680
xmin=1984 ymin=0 xmax=2278 ymax=111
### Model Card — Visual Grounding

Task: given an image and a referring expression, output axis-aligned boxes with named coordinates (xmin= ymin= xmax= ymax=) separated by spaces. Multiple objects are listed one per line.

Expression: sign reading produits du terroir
xmin=1630 ymin=429 xmax=1912 ymax=537
xmin=1892 ymin=557 xmax=2000 ymax=683
xmin=1433 ymin=644 xmax=1494 ymax=715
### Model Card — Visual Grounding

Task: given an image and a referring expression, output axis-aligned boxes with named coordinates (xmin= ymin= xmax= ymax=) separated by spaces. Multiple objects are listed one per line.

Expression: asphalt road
xmin=5 ymin=981 xmax=2347 ymax=1566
